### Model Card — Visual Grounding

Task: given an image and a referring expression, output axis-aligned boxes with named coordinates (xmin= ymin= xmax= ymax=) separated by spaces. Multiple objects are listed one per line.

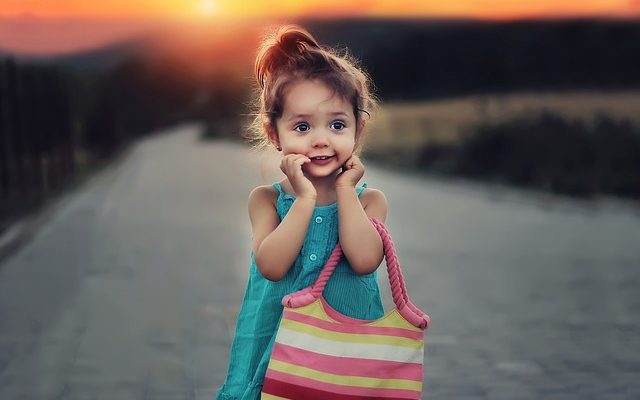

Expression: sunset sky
xmin=1 ymin=0 xmax=639 ymax=55
xmin=2 ymin=0 xmax=640 ymax=19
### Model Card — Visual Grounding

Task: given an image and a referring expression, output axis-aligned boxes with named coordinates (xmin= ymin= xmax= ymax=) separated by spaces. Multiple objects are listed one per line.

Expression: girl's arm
xmin=337 ymin=187 xmax=388 ymax=275
xmin=248 ymin=186 xmax=315 ymax=281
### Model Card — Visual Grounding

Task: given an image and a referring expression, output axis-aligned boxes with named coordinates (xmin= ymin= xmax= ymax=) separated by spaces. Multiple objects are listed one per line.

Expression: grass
xmin=364 ymin=90 xmax=640 ymax=157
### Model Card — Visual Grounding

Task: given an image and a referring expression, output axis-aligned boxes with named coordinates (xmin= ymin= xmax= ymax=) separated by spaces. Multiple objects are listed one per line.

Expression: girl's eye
xmin=331 ymin=121 xmax=346 ymax=130
xmin=294 ymin=123 xmax=310 ymax=132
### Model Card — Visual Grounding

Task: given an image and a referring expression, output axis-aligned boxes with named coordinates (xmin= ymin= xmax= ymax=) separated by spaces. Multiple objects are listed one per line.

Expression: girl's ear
xmin=356 ymin=120 xmax=366 ymax=137
xmin=353 ymin=120 xmax=366 ymax=153
xmin=264 ymin=122 xmax=280 ymax=150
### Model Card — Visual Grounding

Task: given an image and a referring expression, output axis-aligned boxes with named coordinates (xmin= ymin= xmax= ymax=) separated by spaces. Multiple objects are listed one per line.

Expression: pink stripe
xmin=263 ymin=377 xmax=415 ymax=400
xmin=265 ymin=369 xmax=421 ymax=399
xmin=272 ymin=343 xmax=423 ymax=382
xmin=284 ymin=310 xmax=424 ymax=340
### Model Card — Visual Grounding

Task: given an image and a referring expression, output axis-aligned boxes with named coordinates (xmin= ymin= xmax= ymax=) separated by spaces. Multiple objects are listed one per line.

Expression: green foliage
xmin=419 ymin=112 xmax=640 ymax=198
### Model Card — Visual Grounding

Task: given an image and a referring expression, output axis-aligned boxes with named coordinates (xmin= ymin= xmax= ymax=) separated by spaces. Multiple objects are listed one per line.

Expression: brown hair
xmin=244 ymin=24 xmax=379 ymax=154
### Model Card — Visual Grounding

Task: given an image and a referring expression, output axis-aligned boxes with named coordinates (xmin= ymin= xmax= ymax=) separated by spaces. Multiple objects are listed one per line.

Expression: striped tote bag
xmin=261 ymin=217 xmax=430 ymax=399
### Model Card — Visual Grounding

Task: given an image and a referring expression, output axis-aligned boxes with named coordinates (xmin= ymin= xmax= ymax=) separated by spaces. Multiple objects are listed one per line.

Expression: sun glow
xmin=199 ymin=0 xmax=218 ymax=15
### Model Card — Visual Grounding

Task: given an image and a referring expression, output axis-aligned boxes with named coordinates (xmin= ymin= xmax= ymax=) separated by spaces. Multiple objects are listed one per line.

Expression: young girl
xmin=216 ymin=24 xmax=388 ymax=400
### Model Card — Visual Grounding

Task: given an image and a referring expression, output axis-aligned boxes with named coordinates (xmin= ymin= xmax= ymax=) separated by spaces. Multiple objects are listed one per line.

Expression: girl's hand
xmin=336 ymin=154 xmax=365 ymax=189
xmin=280 ymin=154 xmax=317 ymax=200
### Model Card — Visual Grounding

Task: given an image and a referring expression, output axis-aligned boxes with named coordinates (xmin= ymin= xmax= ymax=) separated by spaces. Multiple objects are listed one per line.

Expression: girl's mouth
xmin=310 ymin=155 xmax=335 ymax=165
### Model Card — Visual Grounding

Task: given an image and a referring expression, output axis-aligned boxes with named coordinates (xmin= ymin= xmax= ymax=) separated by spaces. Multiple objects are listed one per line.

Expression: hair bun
xmin=255 ymin=25 xmax=321 ymax=88
xmin=277 ymin=26 xmax=320 ymax=57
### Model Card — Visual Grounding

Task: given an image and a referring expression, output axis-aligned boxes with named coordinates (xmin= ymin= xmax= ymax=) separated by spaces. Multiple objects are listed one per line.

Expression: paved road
xmin=0 ymin=122 xmax=639 ymax=399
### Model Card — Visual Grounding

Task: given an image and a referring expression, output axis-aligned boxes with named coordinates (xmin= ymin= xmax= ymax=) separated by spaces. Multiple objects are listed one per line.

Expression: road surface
xmin=1 ymin=122 xmax=639 ymax=399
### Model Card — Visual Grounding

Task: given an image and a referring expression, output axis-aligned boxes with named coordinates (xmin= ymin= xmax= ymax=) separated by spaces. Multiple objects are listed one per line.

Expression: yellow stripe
xmin=261 ymin=394 xmax=289 ymax=400
xmin=372 ymin=310 xmax=424 ymax=331
xmin=287 ymin=300 xmax=423 ymax=332
xmin=269 ymin=359 xmax=422 ymax=391
xmin=280 ymin=319 xmax=423 ymax=349
xmin=289 ymin=301 xmax=334 ymax=322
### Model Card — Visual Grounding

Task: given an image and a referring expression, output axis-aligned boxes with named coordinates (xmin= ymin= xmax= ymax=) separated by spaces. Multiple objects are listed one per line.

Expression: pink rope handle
xmin=282 ymin=217 xmax=430 ymax=329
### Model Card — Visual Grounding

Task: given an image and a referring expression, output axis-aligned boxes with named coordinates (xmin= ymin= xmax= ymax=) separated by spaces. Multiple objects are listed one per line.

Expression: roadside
xmin=0 ymin=144 xmax=136 ymax=266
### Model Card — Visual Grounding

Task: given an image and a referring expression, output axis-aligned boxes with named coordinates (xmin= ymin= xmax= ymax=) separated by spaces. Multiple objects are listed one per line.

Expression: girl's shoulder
xmin=359 ymin=187 xmax=388 ymax=222
xmin=247 ymin=184 xmax=279 ymax=211
xmin=359 ymin=186 xmax=386 ymax=209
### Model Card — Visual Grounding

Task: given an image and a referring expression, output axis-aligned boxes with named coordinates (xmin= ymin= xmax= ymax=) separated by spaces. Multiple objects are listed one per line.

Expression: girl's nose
xmin=312 ymin=140 xmax=328 ymax=148
xmin=310 ymin=130 xmax=330 ymax=148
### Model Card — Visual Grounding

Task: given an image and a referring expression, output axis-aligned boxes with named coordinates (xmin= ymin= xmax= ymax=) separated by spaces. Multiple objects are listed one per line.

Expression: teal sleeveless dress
xmin=215 ymin=181 xmax=385 ymax=400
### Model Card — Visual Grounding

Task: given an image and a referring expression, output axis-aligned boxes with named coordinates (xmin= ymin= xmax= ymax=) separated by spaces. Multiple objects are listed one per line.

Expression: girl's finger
xmin=286 ymin=154 xmax=306 ymax=164
xmin=284 ymin=156 xmax=298 ymax=167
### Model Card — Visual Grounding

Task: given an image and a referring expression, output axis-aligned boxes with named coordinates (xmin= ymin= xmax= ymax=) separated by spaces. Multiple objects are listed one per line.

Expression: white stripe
xmin=275 ymin=327 xmax=424 ymax=364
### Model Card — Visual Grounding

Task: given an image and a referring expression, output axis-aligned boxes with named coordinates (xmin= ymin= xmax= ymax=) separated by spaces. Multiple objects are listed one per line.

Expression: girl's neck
xmin=284 ymin=171 xmax=341 ymax=206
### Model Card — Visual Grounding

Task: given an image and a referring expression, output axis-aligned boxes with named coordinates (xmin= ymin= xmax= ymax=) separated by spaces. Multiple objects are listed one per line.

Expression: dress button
xmin=309 ymin=254 xmax=317 ymax=261
xmin=315 ymin=216 xmax=323 ymax=224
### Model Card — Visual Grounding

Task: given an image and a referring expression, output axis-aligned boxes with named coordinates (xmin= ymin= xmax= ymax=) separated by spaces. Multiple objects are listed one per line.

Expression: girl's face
xmin=271 ymin=79 xmax=360 ymax=178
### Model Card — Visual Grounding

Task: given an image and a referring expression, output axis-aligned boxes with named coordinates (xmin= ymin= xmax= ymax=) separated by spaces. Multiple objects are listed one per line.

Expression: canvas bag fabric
xmin=261 ymin=217 xmax=430 ymax=399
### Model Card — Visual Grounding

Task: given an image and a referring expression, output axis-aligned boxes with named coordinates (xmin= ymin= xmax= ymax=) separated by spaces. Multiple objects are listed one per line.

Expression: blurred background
xmin=1 ymin=1 xmax=640 ymax=399
xmin=2 ymin=1 xmax=640 ymax=228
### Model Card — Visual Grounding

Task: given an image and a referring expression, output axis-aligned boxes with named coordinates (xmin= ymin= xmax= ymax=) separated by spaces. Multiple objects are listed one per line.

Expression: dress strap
xmin=272 ymin=182 xmax=295 ymax=199
xmin=356 ymin=182 xmax=368 ymax=196
xmin=272 ymin=182 xmax=284 ymax=195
